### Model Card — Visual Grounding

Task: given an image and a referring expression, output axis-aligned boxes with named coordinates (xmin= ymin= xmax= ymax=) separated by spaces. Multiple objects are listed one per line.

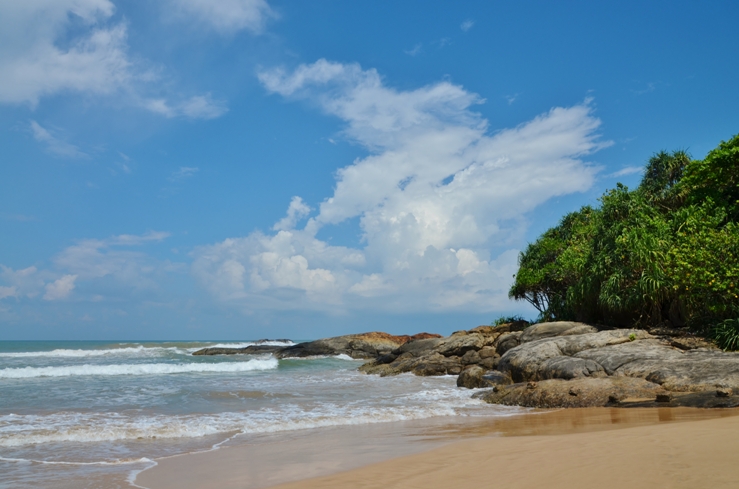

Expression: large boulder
xmin=496 ymin=329 xmax=651 ymax=382
xmin=475 ymin=377 xmax=668 ymax=408
xmin=519 ymin=321 xmax=597 ymax=343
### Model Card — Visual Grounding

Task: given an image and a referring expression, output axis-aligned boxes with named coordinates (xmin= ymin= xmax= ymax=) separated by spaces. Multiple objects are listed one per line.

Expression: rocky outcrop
xmin=274 ymin=332 xmax=442 ymax=360
xmin=192 ymin=333 xmax=441 ymax=359
xmin=466 ymin=321 xmax=739 ymax=408
xmin=494 ymin=328 xmax=738 ymax=392
xmin=359 ymin=322 xmax=531 ymax=376
xmin=193 ymin=344 xmax=285 ymax=356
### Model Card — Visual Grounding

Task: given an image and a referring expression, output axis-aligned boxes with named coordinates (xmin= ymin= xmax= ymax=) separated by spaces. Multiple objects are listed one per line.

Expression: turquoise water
xmin=0 ymin=340 xmax=518 ymax=488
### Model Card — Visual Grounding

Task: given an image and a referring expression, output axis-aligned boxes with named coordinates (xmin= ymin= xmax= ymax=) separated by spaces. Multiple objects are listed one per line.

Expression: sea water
xmin=0 ymin=340 xmax=523 ymax=488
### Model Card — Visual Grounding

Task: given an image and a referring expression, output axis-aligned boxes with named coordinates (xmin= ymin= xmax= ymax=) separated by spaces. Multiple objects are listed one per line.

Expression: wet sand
xmin=135 ymin=407 xmax=739 ymax=489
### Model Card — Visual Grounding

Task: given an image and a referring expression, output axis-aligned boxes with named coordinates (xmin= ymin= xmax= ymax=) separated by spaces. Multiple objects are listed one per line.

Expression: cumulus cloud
xmin=30 ymin=120 xmax=88 ymax=158
xmin=0 ymin=0 xmax=227 ymax=119
xmin=43 ymin=274 xmax=77 ymax=300
xmin=193 ymin=59 xmax=609 ymax=313
xmin=169 ymin=0 xmax=276 ymax=34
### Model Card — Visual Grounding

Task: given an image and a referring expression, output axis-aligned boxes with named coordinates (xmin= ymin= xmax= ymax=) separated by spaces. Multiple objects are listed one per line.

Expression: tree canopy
xmin=510 ymin=134 xmax=739 ymax=348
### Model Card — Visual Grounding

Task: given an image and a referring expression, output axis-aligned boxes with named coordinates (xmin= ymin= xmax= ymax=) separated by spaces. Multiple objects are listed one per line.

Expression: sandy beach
xmin=136 ymin=407 xmax=739 ymax=489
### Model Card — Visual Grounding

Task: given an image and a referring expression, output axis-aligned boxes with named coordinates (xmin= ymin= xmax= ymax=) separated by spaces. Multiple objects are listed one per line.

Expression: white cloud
xmin=169 ymin=167 xmax=200 ymax=182
xmin=460 ymin=20 xmax=475 ymax=32
xmin=169 ymin=0 xmax=276 ymax=34
xmin=194 ymin=59 xmax=609 ymax=313
xmin=609 ymin=166 xmax=643 ymax=178
xmin=0 ymin=286 xmax=18 ymax=300
xmin=273 ymin=197 xmax=311 ymax=231
xmin=0 ymin=1 xmax=227 ymax=119
xmin=30 ymin=120 xmax=88 ymax=158
xmin=43 ymin=274 xmax=77 ymax=300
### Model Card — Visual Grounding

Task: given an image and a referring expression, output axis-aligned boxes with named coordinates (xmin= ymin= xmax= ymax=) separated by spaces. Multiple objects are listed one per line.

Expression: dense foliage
xmin=510 ymin=135 xmax=739 ymax=348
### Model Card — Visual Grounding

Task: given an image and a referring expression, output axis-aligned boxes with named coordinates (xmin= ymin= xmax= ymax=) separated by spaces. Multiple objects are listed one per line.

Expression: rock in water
xmin=274 ymin=332 xmax=441 ymax=360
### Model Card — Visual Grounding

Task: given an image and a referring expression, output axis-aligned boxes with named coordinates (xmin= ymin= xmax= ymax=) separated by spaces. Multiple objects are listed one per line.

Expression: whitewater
xmin=0 ymin=340 xmax=523 ymax=488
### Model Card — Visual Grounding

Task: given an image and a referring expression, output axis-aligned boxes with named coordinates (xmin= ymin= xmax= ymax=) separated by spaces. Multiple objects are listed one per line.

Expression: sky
xmin=1 ymin=1 xmax=738 ymax=340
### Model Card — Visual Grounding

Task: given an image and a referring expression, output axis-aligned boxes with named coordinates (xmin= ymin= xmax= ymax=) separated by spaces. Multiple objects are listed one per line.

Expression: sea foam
xmin=0 ymin=358 xmax=278 ymax=379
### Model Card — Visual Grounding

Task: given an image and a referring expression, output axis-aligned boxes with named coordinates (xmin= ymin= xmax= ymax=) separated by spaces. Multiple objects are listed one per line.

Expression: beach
xmin=137 ymin=407 xmax=739 ymax=489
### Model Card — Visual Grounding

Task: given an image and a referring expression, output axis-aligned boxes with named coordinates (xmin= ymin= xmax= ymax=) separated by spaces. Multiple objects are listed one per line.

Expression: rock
xmin=495 ymin=332 xmax=522 ymax=355
xmin=275 ymin=332 xmax=441 ymax=360
xmin=519 ymin=321 xmax=598 ymax=343
xmin=717 ymin=387 xmax=733 ymax=397
xmin=475 ymin=377 xmax=667 ymax=408
xmin=486 ymin=327 xmax=739 ymax=408
xmin=479 ymin=346 xmax=497 ymax=359
xmin=656 ymin=393 xmax=673 ymax=403
xmin=457 ymin=367 xmax=512 ymax=389
xmin=192 ymin=344 xmax=285 ymax=356
xmin=362 ymin=321 xmax=603 ymax=378
xmin=461 ymin=350 xmax=481 ymax=365
xmin=617 ymin=391 xmax=739 ymax=408
xmin=497 ymin=329 xmax=652 ymax=382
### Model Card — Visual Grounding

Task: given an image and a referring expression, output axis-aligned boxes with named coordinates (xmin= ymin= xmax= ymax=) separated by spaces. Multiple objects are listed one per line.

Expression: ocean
xmin=0 ymin=340 xmax=525 ymax=488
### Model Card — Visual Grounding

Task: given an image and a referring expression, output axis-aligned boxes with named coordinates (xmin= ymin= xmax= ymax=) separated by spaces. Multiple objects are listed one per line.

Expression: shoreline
xmin=134 ymin=406 xmax=739 ymax=489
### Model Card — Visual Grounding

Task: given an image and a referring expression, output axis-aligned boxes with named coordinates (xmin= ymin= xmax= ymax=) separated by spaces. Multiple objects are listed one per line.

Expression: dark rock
xmin=617 ymin=391 xmax=739 ymax=408
xmin=192 ymin=344 xmax=284 ymax=356
xmin=457 ymin=367 xmax=512 ymax=389
xmin=717 ymin=387 xmax=733 ymax=397
xmin=656 ymin=393 xmax=673 ymax=403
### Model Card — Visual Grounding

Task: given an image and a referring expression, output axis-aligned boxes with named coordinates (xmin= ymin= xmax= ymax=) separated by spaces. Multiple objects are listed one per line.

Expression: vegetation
xmin=509 ymin=134 xmax=739 ymax=349
xmin=491 ymin=315 xmax=531 ymax=327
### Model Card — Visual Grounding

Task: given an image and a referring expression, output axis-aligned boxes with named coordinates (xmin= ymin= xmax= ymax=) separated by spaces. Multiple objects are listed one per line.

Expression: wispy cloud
xmin=632 ymin=82 xmax=656 ymax=95
xmin=168 ymin=0 xmax=277 ymax=35
xmin=168 ymin=167 xmax=199 ymax=182
xmin=460 ymin=19 xmax=475 ymax=32
xmin=30 ymin=121 xmax=88 ymax=159
xmin=144 ymin=94 xmax=228 ymax=120
xmin=404 ymin=43 xmax=422 ymax=56
xmin=505 ymin=93 xmax=519 ymax=105
xmin=1 ymin=213 xmax=37 ymax=222
xmin=609 ymin=166 xmax=643 ymax=178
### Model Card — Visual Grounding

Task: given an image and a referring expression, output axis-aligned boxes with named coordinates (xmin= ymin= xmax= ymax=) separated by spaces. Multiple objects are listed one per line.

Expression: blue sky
xmin=1 ymin=1 xmax=738 ymax=340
